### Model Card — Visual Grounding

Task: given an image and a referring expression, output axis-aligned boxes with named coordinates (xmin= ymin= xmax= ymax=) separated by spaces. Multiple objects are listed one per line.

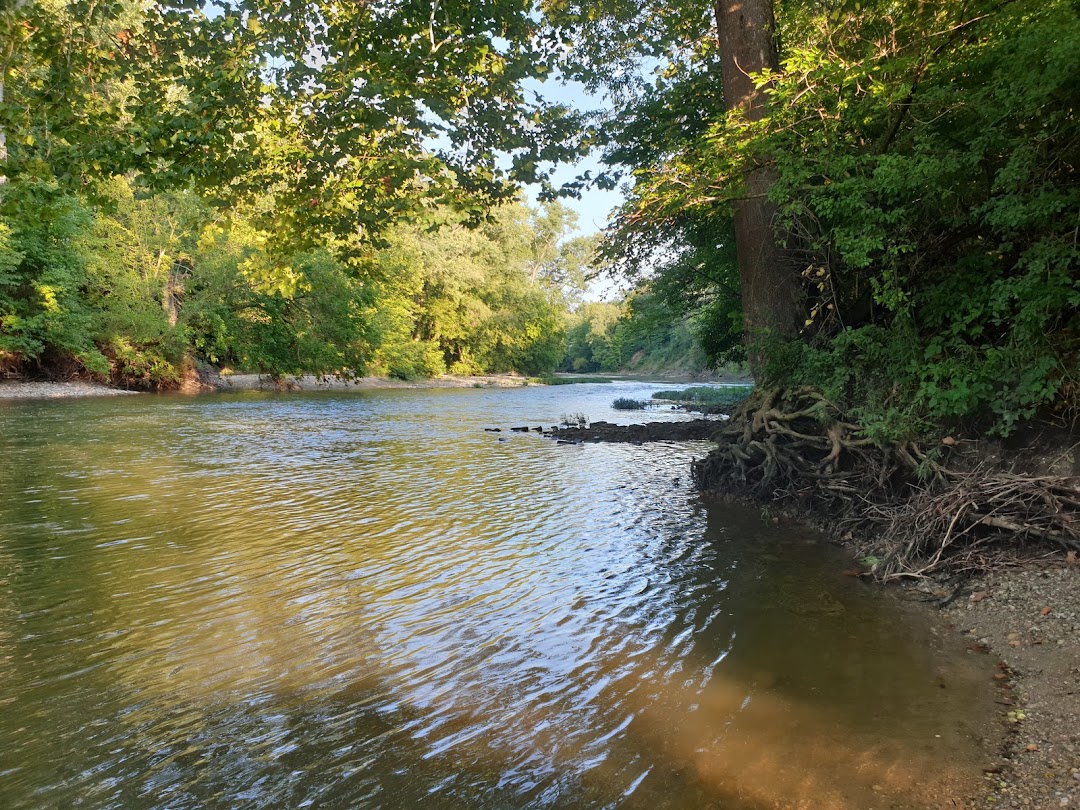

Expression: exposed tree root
xmin=692 ymin=387 xmax=1080 ymax=580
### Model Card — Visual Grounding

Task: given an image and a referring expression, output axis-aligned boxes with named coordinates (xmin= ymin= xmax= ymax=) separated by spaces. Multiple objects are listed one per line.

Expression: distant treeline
xmin=561 ymin=296 xmax=746 ymax=377
xmin=0 ymin=176 xmax=599 ymax=385
xmin=0 ymin=172 xmax=720 ymax=385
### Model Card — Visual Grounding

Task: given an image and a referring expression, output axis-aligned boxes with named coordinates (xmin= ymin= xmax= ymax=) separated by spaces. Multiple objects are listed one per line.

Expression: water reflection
xmin=0 ymin=385 xmax=994 ymax=809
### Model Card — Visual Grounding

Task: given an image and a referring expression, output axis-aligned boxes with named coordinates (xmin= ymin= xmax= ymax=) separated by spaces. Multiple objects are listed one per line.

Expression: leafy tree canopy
xmin=547 ymin=0 xmax=1080 ymax=437
xmin=1 ymin=0 xmax=592 ymax=253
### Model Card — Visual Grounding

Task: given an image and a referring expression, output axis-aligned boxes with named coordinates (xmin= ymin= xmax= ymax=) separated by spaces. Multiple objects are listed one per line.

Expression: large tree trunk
xmin=714 ymin=0 xmax=802 ymax=375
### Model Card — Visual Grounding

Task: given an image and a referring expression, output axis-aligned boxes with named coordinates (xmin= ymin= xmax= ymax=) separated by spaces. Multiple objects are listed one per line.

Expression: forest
xmin=0 ymin=0 xmax=713 ymax=386
xmin=1 ymin=0 xmax=1077 ymax=434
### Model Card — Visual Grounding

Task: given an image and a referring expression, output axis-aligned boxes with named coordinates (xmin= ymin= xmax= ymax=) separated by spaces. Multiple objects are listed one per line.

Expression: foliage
xmin=1 ymin=0 xmax=590 ymax=233
xmin=369 ymin=200 xmax=579 ymax=378
xmin=0 ymin=169 xmax=582 ymax=384
xmin=652 ymin=386 xmax=752 ymax=409
xmin=611 ymin=397 xmax=648 ymax=410
xmin=0 ymin=182 xmax=108 ymax=376
xmin=562 ymin=302 xmax=625 ymax=371
xmin=0 ymin=0 xmax=600 ymax=367
xmin=562 ymin=0 xmax=1080 ymax=439
xmin=758 ymin=0 xmax=1080 ymax=438
xmin=560 ymin=291 xmax=721 ymax=374
xmin=6 ymin=0 xmax=1074 ymax=440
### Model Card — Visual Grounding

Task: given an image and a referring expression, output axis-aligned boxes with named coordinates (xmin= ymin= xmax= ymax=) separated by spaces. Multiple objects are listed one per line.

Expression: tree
xmin=545 ymin=0 xmax=803 ymax=375
xmin=713 ymin=0 xmax=801 ymax=369
xmin=0 ymin=0 xmax=595 ymax=381
xmin=0 ymin=0 xmax=30 ymax=186
xmin=1 ymin=1 xmax=591 ymax=254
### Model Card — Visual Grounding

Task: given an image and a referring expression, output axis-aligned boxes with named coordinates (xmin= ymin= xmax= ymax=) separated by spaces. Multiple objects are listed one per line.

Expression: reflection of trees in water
xmin=0 ymin=399 xmax=995 ymax=809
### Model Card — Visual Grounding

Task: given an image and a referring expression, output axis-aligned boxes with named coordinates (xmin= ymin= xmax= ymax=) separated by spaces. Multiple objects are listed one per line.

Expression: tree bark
xmin=714 ymin=0 xmax=802 ymax=375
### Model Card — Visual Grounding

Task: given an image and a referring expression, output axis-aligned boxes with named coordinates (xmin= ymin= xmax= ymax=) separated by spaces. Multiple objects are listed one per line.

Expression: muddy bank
xmin=692 ymin=389 xmax=1080 ymax=580
xmin=546 ymin=418 xmax=725 ymax=443
xmin=945 ymin=563 xmax=1080 ymax=808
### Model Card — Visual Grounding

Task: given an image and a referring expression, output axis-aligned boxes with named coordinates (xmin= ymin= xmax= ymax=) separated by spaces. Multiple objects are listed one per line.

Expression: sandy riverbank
xmin=0 ymin=373 xmax=538 ymax=400
xmin=214 ymin=372 xmax=537 ymax=391
xmin=0 ymin=371 xmax=746 ymax=400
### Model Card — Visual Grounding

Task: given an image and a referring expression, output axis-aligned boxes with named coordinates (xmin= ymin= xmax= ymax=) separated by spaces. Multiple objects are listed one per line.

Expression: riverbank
xmin=944 ymin=563 xmax=1080 ymax=809
xmin=687 ymin=387 xmax=1080 ymax=808
xmin=213 ymin=372 xmax=537 ymax=392
xmin=548 ymin=415 xmax=1080 ymax=805
xmin=1 ymin=371 xmax=751 ymax=400
xmin=696 ymin=503 xmax=1080 ymax=809
xmin=0 ymin=380 xmax=142 ymax=399
xmin=0 ymin=372 xmax=540 ymax=401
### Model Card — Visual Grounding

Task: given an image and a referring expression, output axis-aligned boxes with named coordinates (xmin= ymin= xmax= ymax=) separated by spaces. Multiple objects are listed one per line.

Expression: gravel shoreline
xmin=0 ymin=373 xmax=535 ymax=401
xmin=0 ymin=381 xmax=142 ymax=399
xmin=214 ymin=372 xmax=536 ymax=391
xmin=943 ymin=561 xmax=1080 ymax=808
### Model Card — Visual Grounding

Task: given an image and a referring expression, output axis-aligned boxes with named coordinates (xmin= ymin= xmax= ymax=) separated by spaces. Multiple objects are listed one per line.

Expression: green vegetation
xmin=0 ymin=0 xmax=591 ymax=385
xmin=2 ymin=0 xmax=1076 ymax=443
xmin=652 ymin=387 xmax=753 ymax=413
xmin=0 ymin=173 xmax=583 ymax=383
xmin=758 ymin=0 xmax=1080 ymax=440
xmin=558 ymin=0 xmax=1080 ymax=440
xmin=561 ymin=297 xmax=747 ymax=376
xmin=611 ymin=397 xmax=648 ymax=410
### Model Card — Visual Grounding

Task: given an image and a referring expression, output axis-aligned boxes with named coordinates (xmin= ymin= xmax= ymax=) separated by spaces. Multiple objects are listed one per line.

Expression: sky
xmin=519 ymin=77 xmax=625 ymax=237
xmin=518 ymin=78 xmax=631 ymax=302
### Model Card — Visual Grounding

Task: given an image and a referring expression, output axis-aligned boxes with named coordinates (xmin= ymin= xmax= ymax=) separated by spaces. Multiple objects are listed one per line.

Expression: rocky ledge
xmin=547 ymin=419 xmax=723 ymax=444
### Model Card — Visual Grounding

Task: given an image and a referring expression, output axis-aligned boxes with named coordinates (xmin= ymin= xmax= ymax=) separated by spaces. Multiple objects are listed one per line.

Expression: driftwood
xmin=692 ymin=387 xmax=1080 ymax=580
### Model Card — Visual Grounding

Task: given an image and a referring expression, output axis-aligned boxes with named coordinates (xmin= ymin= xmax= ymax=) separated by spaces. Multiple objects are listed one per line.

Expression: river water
xmin=0 ymin=381 xmax=996 ymax=809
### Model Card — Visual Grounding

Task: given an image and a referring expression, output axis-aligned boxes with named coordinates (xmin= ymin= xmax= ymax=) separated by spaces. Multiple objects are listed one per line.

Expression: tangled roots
xmin=693 ymin=387 xmax=1080 ymax=579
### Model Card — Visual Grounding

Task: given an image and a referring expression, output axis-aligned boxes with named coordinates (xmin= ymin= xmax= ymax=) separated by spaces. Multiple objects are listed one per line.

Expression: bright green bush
xmin=0 ymin=184 xmax=108 ymax=376
xmin=758 ymin=0 xmax=1080 ymax=438
xmin=384 ymin=340 xmax=447 ymax=380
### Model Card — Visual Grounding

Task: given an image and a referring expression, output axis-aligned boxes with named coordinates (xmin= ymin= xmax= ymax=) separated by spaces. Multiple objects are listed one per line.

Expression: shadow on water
xmin=0 ymin=386 xmax=997 ymax=809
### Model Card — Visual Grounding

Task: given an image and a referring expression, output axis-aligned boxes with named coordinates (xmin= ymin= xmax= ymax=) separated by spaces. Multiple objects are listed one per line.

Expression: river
xmin=0 ymin=381 xmax=996 ymax=809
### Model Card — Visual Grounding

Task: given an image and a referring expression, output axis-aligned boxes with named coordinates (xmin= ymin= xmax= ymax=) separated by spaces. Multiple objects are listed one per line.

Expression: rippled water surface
xmin=0 ymin=382 xmax=996 ymax=809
